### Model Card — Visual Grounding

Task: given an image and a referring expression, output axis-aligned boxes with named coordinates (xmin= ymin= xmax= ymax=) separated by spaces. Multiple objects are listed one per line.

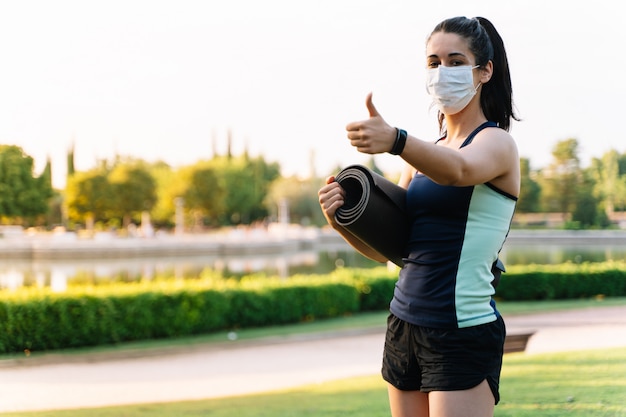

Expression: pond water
xmin=0 ymin=244 xmax=379 ymax=291
xmin=500 ymin=243 xmax=626 ymax=265
xmin=2 ymin=240 xmax=626 ymax=291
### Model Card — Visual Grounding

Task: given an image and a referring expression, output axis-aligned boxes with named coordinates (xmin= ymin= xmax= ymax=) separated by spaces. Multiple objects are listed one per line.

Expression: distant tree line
xmin=1 ymin=137 xmax=625 ymax=231
xmin=517 ymin=138 xmax=626 ymax=228
xmin=64 ymin=152 xmax=281 ymax=231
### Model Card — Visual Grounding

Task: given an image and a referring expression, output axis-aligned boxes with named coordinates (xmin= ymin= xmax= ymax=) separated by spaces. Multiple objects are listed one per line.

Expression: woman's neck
xmin=443 ymin=111 xmax=488 ymax=143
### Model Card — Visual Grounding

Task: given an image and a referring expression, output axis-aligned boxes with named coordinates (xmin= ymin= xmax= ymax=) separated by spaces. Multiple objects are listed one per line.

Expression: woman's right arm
xmin=318 ymin=177 xmax=388 ymax=263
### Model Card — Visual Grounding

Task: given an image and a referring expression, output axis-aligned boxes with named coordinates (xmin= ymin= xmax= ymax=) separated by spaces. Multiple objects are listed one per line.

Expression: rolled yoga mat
xmin=334 ymin=165 xmax=409 ymax=267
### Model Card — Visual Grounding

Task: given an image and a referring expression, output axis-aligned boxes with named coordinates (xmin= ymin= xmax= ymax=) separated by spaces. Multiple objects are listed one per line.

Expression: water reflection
xmin=2 ymin=241 xmax=626 ymax=291
xmin=0 ymin=243 xmax=381 ymax=291
xmin=500 ymin=243 xmax=626 ymax=265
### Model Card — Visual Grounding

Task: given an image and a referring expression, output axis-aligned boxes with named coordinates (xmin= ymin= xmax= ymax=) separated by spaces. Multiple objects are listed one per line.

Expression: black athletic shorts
xmin=381 ymin=313 xmax=506 ymax=404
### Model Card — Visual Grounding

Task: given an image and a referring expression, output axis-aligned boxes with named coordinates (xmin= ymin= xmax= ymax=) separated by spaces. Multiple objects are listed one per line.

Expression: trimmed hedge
xmin=0 ymin=272 xmax=371 ymax=354
xmin=497 ymin=262 xmax=626 ymax=301
xmin=1 ymin=263 xmax=625 ymax=354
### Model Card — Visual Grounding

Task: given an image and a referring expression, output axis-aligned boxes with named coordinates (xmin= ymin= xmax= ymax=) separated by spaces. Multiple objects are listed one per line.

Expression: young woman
xmin=318 ymin=16 xmax=520 ymax=417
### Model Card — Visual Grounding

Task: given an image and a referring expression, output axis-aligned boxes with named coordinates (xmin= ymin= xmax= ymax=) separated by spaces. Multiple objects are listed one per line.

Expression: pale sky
xmin=0 ymin=0 xmax=622 ymax=188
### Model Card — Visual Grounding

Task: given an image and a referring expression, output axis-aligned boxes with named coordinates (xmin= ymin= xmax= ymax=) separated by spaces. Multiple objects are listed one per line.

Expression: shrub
xmin=1 ymin=263 xmax=625 ymax=354
xmin=0 ymin=272 xmax=369 ymax=354
xmin=497 ymin=262 xmax=626 ymax=300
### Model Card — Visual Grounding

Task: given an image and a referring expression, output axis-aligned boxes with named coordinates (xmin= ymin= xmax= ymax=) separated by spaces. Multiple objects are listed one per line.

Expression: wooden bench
xmin=504 ymin=332 xmax=535 ymax=354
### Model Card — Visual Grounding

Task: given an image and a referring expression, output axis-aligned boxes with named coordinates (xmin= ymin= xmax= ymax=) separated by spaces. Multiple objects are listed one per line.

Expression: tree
xmin=516 ymin=158 xmax=541 ymax=213
xmin=266 ymin=175 xmax=326 ymax=226
xmin=147 ymin=161 xmax=177 ymax=228
xmin=538 ymin=138 xmax=581 ymax=217
xmin=590 ymin=150 xmax=626 ymax=216
xmin=108 ymin=162 xmax=157 ymax=228
xmin=210 ymin=155 xmax=280 ymax=225
xmin=180 ymin=164 xmax=225 ymax=228
xmin=65 ymin=167 xmax=113 ymax=227
xmin=0 ymin=145 xmax=53 ymax=223
xmin=571 ymin=169 xmax=609 ymax=229
xmin=594 ymin=151 xmax=618 ymax=214
xmin=67 ymin=143 xmax=75 ymax=177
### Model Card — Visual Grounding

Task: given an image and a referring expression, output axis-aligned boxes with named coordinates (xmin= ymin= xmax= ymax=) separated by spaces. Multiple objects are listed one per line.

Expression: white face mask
xmin=426 ymin=65 xmax=480 ymax=115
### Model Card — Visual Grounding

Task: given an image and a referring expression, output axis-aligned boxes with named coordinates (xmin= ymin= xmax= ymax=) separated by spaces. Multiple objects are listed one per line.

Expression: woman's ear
xmin=480 ymin=60 xmax=494 ymax=83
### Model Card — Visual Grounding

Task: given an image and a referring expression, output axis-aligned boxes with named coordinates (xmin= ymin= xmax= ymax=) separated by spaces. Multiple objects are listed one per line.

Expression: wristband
xmin=389 ymin=128 xmax=407 ymax=155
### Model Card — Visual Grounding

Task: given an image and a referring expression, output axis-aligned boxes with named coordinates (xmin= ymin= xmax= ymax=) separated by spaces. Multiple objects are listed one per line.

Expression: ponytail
xmin=475 ymin=17 xmax=519 ymax=131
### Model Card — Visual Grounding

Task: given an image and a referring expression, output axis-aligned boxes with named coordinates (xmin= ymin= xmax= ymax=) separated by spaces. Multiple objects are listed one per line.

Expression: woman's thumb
xmin=366 ymin=92 xmax=380 ymax=118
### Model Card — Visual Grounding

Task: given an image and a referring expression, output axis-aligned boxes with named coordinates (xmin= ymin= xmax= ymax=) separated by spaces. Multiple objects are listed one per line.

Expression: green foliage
xmin=108 ymin=163 xmax=157 ymax=225
xmin=179 ymin=163 xmax=225 ymax=225
xmin=569 ymin=169 xmax=610 ymax=228
xmin=145 ymin=155 xmax=280 ymax=229
xmin=64 ymin=153 xmax=281 ymax=229
xmin=222 ymin=278 xmax=359 ymax=328
xmin=209 ymin=155 xmax=280 ymax=225
xmin=497 ymin=262 xmax=626 ymax=300
xmin=331 ymin=267 xmax=397 ymax=311
xmin=0 ymin=269 xmax=384 ymax=354
xmin=2 ymin=263 xmax=626 ymax=354
xmin=66 ymin=160 xmax=158 ymax=227
xmin=516 ymin=157 xmax=541 ymax=213
xmin=0 ymin=145 xmax=53 ymax=222
xmin=266 ymin=175 xmax=326 ymax=226
xmin=12 ymin=135 xmax=626 ymax=231
xmin=65 ymin=167 xmax=113 ymax=223
xmin=146 ymin=161 xmax=179 ymax=227
xmin=538 ymin=138 xmax=581 ymax=214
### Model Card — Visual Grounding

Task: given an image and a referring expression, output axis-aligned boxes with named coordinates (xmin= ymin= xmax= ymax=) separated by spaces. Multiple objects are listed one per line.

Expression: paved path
xmin=1 ymin=305 xmax=625 ymax=413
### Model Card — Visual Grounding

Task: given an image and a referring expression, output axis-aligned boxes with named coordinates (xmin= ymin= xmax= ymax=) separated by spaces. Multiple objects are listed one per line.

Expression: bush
xmin=497 ymin=262 xmax=626 ymax=301
xmin=0 ymin=271 xmax=374 ymax=354
xmin=1 ymin=263 xmax=625 ymax=354
xmin=336 ymin=267 xmax=397 ymax=311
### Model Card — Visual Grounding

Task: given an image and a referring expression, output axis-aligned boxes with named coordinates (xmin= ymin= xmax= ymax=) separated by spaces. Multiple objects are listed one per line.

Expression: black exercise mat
xmin=334 ymin=165 xmax=409 ymax=266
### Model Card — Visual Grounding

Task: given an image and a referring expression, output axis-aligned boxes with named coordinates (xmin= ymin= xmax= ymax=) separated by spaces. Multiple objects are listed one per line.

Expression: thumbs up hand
xmin=345 ymin=93 xmax=397 ymax=154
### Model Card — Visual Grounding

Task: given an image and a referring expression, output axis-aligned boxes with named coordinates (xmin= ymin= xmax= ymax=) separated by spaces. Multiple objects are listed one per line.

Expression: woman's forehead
xmin=426 ymin=32 xmax=471 ymax=57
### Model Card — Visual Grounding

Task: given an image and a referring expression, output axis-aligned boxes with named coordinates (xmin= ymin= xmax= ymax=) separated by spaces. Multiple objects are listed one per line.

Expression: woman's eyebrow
xmin=427 ymin=51 xmax=467 ymax=60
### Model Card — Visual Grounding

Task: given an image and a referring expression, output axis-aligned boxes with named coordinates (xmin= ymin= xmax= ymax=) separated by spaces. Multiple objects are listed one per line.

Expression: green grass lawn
xmin=497 ymin=348 xmax=626 ymax=417
xmin=496 ymin=296 xmax=626 ymax=316
xmin=3 ymin=347 xmax=625 ymax=417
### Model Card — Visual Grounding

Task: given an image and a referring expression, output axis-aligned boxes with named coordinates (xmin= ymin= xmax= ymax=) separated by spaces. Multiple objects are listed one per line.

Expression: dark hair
xmin=429 ymin=16 xmax=519 ymax=132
